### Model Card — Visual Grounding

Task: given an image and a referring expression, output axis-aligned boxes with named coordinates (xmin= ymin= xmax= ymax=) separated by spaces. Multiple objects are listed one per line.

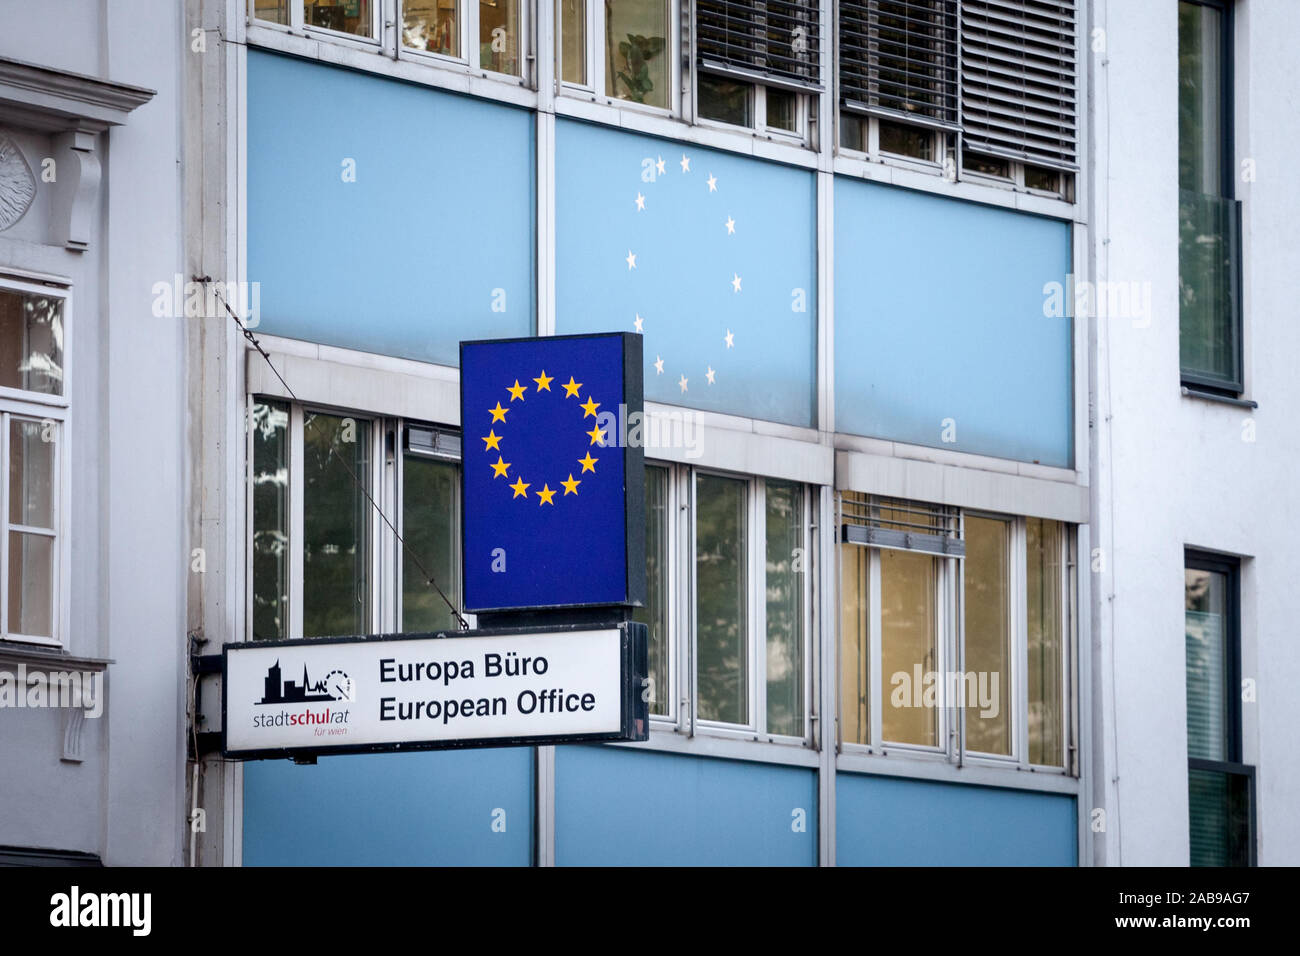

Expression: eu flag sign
xmin=460 ymin=333 xmax=645 ymax=614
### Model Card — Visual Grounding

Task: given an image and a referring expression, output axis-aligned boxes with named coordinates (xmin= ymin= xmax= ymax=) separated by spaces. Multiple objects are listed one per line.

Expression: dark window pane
xmin=402 ymin=454 xmax=461 ymax=632
xmin=766 ymin=88 xmax=797 ymax=131
xmin=1189 ymin=768 xmax=1252 ymax=866
xmin=633 ymin=466 xmax=670 ymax=716
xmin=251 ymin=401 xmax=289 ymax=641
xmin=1178 ymin=1 xmax=1224 ymax=195
xmin=698 ymin=73 xmax=753 ymax=127
xmin=696 ymin=473 xmax=747 ymax=724
xmin=302 ymin=413 xmax=371 ymax=638
xmin=964 ymin=150 xmax=1010 ymax=179
xmin=606 ymin=0 xmax=669 ymax=108
xmin=1025 ymin=164 xmax=1060 ymax=193
xmin=1179 ymin=190 xmax=1240 ymax=386
xmin=765 ymin=481 xmax=803 ymax=736
xmin=304 ymin=0 xmax=374 ymax=37
xmin=0 ymin=289 xmax=63 ymax=396
xmin=841 ymin=114 xmax=866 ymax=152
xmin=879 ymin=119 xmax=933 ymax=160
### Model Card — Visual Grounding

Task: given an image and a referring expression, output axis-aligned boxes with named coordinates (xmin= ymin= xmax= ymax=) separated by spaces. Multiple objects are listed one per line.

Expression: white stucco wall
xmin=1093 ymin=0 xmax=1299 ymax=865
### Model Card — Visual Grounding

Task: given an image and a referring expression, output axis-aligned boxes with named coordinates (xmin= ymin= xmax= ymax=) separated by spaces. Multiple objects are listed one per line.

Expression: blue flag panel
xmin=461 ymin=334 xmax=642 ymax=612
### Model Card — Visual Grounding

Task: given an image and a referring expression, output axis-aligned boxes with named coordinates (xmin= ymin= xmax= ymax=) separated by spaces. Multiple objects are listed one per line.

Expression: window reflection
xmin=605 ymin=0 xmax=668 ymax=108
xmin=305 ymin=0 xmax=373 ymax=38
xmin=0 ymin=290 xmax=63 ymax=397
xmin=479 ymin=0 xmax=521 ymax=76
xmin=404 ymin=0 xmax=460 ymax=56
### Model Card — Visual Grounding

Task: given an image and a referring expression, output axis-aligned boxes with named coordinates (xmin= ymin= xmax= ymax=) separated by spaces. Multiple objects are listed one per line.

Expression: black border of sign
xmin=221 ymin=622 xmax=649 ymax=761
xmin=458 ymin=331 xmax=646 ymax=614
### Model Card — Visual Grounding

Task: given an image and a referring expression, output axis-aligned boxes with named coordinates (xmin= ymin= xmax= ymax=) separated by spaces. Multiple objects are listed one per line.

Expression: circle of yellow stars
xmin=482 ymin=369 xmax=605 ymax=506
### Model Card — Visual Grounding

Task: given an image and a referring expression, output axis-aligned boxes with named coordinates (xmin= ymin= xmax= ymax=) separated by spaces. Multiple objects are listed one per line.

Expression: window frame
xmin=559 ymin=0 xmax=682 ymax=117
xmin=399 ymin=0 xmax=532 ymax=83
xmin=0 ymin=276 xmax=71 ymax=649
xmin=836 ymin=494 xmax=1076 ymax=774
xmin=1177 ymin=0 xmax=1243 ymax=395
xmin=1184 ymin=549 xmax=1255 ymax=866
xmin=246 ymin=396 xmax=469 ymax=643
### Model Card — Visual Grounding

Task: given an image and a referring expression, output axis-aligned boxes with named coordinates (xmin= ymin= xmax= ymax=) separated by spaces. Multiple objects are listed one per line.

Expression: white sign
xmin=223 ymin=628 xmax=628 ymax=756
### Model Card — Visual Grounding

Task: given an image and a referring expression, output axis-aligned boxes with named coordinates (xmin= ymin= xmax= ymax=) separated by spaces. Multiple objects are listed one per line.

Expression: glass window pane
xmin=403 ymin=0 xmax=460 ymax=57
xmin=305 ymin=0 xmax=374 ymax=38
xmin=9 ymin=418 xmax=54 ymax=529
xmin=964 ymin=515 xmax=1011 ymax=755
xmin=1178 ymin=1 xmax=1224 ymax=196
xmin=560 ymin=0 xmax=587 ymax=84
xmin=1178 ymin=189 xmax=1240 ymax=385
xmin=1189 ymin=767 xmax=1252 ymax=867
xmin=698 ymin=73 xmax=752 ymax=127
xmin=633 ymin=465 xmax=669 ymax=716
xmin=841 ymin=114 xmax=866 ymax=152
xmin=302 ymin=413 xmax=371 ymax=638
xmin=881 ymin=548 xmax=937 ymax=747
xmin=251 ymin=401 xmax=289 ymax=641
xmin=605 ymin=0 xmax=669 ymax=109
xmin=879 ymin=119 xmax=933 ymax=161
xmin=766 ymin=88 xmax=796 ymax=132
xmin=840 ymin=543 xmax=870 ymax=745
xmin=1027 ymin=517 xmax=1064 ymax=766
xmin=480 ymin=0 xmax=521 ymax=76
xmin=695 ymin=473 xmax=747 ymax=725
xmin=252 ymin=0 xmax=289 ymax=24
xmin=8 ymin=531 xmax=52 ymax=638
xmin=0 ymin=289 xmax=63 ymax=396
xmin=1185 ymin=566 xmax=1229 ymax=761
xmin=964 ymin=151 xmax=1010 ymax=179
xmin=765 ymin=481 xmax=803 ymax=737
xmin=401 ymin=454 xmax=461 ymax=632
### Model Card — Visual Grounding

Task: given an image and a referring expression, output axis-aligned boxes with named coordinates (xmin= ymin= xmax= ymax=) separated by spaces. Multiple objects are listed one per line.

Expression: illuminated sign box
xmin=460 ymin=332 xmax=645 ymax=614
xmin=223 ymin=623 xmax=649 ymax=760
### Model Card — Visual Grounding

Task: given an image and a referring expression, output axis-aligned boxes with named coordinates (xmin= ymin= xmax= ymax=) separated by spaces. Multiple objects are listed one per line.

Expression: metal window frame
xmin=643 ymin=460 xmax=679 ymax=725
xmin=1184 ymin=546 xmax=1254 ymax=866
xmin=0 ymin=278 xmax=71 ymax=649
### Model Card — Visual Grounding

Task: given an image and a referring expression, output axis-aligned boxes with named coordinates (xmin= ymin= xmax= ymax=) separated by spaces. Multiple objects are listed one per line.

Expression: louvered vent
xmin=839 ymin=492 xmax=964 ymax=556
xmin=839 ymin=0 xmax=958 ymax=126
xmin=696 ymin=0 xmax=822 ymax=89
xmin=960 ymin=0 xmax=1078 ymax=170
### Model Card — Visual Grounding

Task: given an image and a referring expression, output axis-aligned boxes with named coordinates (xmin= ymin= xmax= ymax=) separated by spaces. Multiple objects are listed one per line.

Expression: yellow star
xmin=586 ymin=424 xmax=606 ymax=446
xmin=482 ymin=430 xmax=501 ymax=451
xmin=562 ymin=376 xmax=582 ymax=398
xmin=578 ymin=452 xmax=598 ymax=473
xmin=489 ymin=402 xmax=508 ymax=423
xmin=533 ymin=370 xmax=554 ymax=391
xmin=580 ymin=396 xmax=600 ymax=418
xmin=490 ymin=456 xmax=510 ymax=478
xmin=537 ymin=484 xmax=556 ymax=506
xmin=507 ymin=379 xmax=527 ymax=402
xmin=510 ymin=477 xmax=530 ymax=498
xmin=561 ymin=474 xmax=581 ymax=496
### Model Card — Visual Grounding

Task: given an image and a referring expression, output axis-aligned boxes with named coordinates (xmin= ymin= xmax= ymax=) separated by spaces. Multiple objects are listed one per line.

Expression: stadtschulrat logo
xmin=257 ymin=660 xmax=353 ymax=704
xmin=461 ymin=334 xmax=637 ymax=612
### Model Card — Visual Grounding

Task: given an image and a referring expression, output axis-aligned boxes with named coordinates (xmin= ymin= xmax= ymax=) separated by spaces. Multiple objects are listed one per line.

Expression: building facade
xmin=0 ymin=0 xmax=1294 ymax=867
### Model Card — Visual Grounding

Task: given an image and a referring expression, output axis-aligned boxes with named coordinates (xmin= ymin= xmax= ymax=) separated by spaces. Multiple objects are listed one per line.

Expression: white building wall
xmin=1093 ymin=0 xmax=1300 ymax=866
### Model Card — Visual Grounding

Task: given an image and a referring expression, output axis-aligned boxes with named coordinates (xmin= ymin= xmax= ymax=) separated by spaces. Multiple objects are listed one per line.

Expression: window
xmin=695 ymin=0 xmax=819 ymax=137
xmin=1178 ymin=0 xmax=1241 ymax=393
xmin=251 ymin=0 xmax=379 ymax=39
xmin=1185 ymin=552 xmax=1254 ymax=866
xmin=560 ymin=0 xmax=674 ymax=110
xmin=249 ymin=399 xmax=464 ymax=641
xmin=839 ymin=0 xmax=956 ymax=162
xmin=838 ymin=492 xmax=1073 ymax=769
xmin=638 ymin=463 xmax=811 ymax=738
xmin=0 ymin=283 xmax=67 ymax=647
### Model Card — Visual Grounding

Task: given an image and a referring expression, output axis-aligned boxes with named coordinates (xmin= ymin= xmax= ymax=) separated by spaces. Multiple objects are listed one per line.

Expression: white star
xmin=654 ymin=355 xmax=664 ymax=375
xmin=678 ymin=374 xmax=688 ymax=393
xmin=656 ymin=156 xmax=666 ymax=175
xmin=725 ymin=216 xmax=736 ymax=235
xmin=707 ymin=173 xmax=717 ymax=192
xmin=680 ymin=154 xmax=691 ymax=173
xmin=724 ymin=329 xmax=734 ymax=348
xmin=731 ymin=273 xmax=742 ymax=293
xmin=633 ymin=314 xmax=644 ymax=333
xmin=635 ymin=192 xmax=645 ymax=211
xmin=626 ymin=250 xmax=637 ymax=270
xmin=706 ymin=366 xmax=716 ymax=385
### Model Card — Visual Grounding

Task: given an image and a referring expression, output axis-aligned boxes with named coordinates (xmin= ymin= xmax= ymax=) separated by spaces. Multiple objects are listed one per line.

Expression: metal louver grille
xmin=960 ymin=0 xmax=1078 ymax=170
xmin=696 ymin=0 xmax=821 ymax=89
xmin=838 ymin=492 xmax=964 ymax=556
xmin=839 ymin=0 xmax=958 ymax=126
